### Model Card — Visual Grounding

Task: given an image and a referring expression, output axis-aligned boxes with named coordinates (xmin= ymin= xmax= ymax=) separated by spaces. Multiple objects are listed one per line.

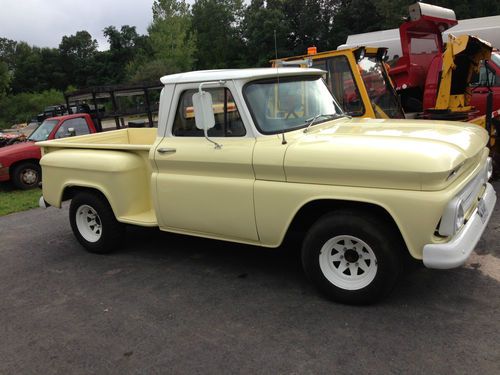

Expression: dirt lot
xmin=0 ymin=181 xmax=499 ymax=374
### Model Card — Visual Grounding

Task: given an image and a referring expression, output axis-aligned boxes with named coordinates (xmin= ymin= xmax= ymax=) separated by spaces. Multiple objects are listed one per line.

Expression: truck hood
xmin=284 ymin=118 xmax=489 ymax=191
xmin=0 ymin=141 xmax=39 ymax=163
xmin=0 ymin=141 xmax=38 ymax=155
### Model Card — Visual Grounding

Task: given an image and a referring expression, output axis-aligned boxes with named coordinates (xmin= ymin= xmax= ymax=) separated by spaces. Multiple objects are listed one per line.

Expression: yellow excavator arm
xmin=434 ymin=35 xmax=492 ymax=112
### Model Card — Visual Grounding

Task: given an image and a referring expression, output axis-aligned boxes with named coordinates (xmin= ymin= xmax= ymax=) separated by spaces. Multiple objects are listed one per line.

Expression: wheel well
xmin=285 ymin=199 xmax=408 ymax=254
xmin=62 ymin=186 xmax=108 ymax=203
xmin=9 ymin=159 xmax=40 ymax=178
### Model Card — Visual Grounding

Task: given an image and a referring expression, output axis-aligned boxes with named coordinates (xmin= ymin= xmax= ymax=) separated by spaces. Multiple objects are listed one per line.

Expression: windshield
xmin=244 ymin=76 xmax=343 ymax=134
xmin=358 ymin=57 xmax=405 ymax=119
xmin=492 ymin=53 xmax=500 ymax=67
xmin=28 ymin=120 xmax=58 ymax=141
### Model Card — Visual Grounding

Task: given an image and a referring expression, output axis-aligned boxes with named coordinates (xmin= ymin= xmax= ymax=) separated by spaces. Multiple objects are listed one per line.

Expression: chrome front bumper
xmin=423 ymin=183 xmax=497 ymax=269
xmin=38 ymin=196 xmax=50 ymax=208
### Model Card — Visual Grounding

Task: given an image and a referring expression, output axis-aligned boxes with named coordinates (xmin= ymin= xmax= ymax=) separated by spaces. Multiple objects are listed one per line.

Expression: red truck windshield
xmin=358 ymin=57 xmax=405 ymax=119
xmin=28 ymin=120 xmax=58 ymax=141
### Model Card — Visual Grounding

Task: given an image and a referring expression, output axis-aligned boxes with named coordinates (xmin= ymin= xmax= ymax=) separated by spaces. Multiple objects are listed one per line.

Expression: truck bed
xmin=38 ymin=128 xmax=158 ymax=227
xmin=37 ymin=128 xmax=157 ymax=151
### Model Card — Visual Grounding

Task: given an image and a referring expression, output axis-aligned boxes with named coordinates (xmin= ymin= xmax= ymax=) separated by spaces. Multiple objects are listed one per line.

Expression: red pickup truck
xmin=0 ymin=114 xmax=97 ymax=189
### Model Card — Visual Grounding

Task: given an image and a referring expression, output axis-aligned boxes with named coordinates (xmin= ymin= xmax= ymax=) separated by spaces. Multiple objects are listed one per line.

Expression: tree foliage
xmin=151 ymin=0 xmax=196 ymax=68
xmin=192 ymin=0 xmax=246 ymax=69
xmin=0 ymin=89 xmax=64 ymax=128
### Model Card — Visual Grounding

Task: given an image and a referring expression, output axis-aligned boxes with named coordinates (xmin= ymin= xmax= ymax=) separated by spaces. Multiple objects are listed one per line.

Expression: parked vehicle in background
xmin=276 ymin=2 xmax=499 ymax=170
xmin=469 ymin=52 xmax=500 ymax=116
xmin=0 ymin=131 xmax=26 ymax=148
xmin=0 ymin=113 xmax=96 ymax=189
xmin=339 ymin=2 xmax=500 ymax=120
xmin=36 ymin=104 xmax=67 ymax=123
xmin=38 ymin=68 xmax=496 ymax=304
xmin=272 ymin=46 xmax=405 ymax=120
xmin=339 ymin=14 xmax=500 ymax=61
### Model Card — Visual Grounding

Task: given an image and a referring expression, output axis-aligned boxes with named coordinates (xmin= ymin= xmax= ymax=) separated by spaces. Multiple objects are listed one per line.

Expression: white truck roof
xmin=160 ymin=68 xmax=323 ymax=85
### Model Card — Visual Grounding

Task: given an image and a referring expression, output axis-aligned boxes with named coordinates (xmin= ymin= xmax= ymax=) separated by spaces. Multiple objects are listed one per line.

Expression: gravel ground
xmin=0 ymin=181 xmax=499 ymax=374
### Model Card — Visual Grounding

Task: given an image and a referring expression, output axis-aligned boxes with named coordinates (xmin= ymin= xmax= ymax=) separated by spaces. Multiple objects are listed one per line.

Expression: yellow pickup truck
xmin=38 ymin=68 xmax=496 ymax=304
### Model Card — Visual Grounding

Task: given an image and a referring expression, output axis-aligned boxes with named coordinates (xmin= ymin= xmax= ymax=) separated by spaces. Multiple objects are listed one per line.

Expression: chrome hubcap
xmin=21 ymin=169 xmax=37 ymax=185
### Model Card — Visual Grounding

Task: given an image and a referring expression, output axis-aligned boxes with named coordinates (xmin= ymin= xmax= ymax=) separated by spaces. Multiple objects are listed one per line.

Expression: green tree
xmin=102 ymin=25 xmax=149 ymax=83
xmin=0 ymin=61 xmax=9 ymax=95
xmin=38 ymin=47 xmax=67 ymax=91
xmin=59 ymin=30 xmax=98 ymax=87
xmin=430 ymin=0 xmax=500 ymax=19
xmin=280 ymin=0 xmax=327 ymax=54
xmin=191 ymin=0 xmax=246 ymax=69
xmin=10 ymin=42 xmax=43 ymax=94
xmin=129 ymin=0 xmax=196 ymax=82
xmin=242 ymin=0 xmax=292 ymax=66
xmin=0 ymin=89 xmax=64 ymax=129
xmin=0 ymin=37 xmax=17 ymax=70
xmin=325 ymin=0 xmax=385 ymax=50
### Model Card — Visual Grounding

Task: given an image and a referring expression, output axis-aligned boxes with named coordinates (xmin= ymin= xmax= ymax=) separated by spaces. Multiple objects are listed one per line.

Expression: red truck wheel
xmin=12 ymin=162 xmax=41 ymax=190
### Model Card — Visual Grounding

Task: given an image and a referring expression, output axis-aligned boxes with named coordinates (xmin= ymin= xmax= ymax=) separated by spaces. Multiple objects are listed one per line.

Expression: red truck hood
xmin=0 ymin=141 xmax=41 ymax=165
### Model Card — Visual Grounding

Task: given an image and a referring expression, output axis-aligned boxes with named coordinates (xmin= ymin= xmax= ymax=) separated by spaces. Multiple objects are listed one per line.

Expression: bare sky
xmin=0 ymin=0 xmax=155 ymax=50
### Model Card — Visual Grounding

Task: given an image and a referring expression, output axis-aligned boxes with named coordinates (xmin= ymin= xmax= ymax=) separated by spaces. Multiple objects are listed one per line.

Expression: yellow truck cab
xmin=38 ymin=68 xmax=496 ymax=304
xmin=272 ymin=46 xmax=405 ymax=120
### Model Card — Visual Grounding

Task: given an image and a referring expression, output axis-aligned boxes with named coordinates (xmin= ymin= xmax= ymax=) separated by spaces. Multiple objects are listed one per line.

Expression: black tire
xmin=12 ymin=161 xmax=41 ymax=190
xmin=69 ymin=191 xmax=125 ymax=254
xmin=302 ymin=210 xmax=403 ymax=305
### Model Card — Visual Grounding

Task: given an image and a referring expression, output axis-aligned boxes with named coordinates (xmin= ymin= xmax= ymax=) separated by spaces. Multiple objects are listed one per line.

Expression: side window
xmin=172 ymin=88 xmax=246 ymax=137
xmin=311 ymin=59 xmax=328 ymax=81
xmin=55 ymin=118 xmax=91 ymax=139
xmin=327 ymin=56 xmax=364 ymax=116
xmin=471 ymin=62 xmax=497 ymax=87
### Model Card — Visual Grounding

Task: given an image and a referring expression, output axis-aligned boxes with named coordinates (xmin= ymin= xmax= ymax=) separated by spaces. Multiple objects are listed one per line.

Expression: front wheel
xmin=12 ymin=162 xmax=41 ymax=189
xmin=69 ymin=191 xmax=125 ymax=254
xmin=302 ymin=211 xmax=403 ymax=305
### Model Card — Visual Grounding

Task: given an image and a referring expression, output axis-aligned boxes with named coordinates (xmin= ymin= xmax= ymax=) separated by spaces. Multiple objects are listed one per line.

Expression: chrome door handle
xmin=157 ymin=147 xmax=176 ymax=154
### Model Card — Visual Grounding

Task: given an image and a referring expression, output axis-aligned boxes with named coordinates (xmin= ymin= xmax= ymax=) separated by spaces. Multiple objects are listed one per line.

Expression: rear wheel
xmin=302 ymin=210 xmax=403 ymax=305
xmin=69 ymin=191 xmax=125 ymax=254
xmin=12 ymin=162 xmax=41 ymax=190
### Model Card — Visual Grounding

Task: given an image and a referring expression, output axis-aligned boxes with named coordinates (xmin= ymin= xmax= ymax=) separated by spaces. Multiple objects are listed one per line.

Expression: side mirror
xmin=192 ymin=91 xmax=215 ymax=131
xmin=192 ymin=89 xmax=222 ymax=149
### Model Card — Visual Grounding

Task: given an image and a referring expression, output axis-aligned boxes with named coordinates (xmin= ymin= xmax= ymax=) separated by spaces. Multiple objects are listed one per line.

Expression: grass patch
xmin=0 ymin=183 xmax=41 ymax=216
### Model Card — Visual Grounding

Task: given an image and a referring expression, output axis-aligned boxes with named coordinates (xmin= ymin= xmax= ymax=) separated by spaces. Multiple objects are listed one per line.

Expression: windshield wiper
xmin=303 ymin=113 xmax=348 ymax=133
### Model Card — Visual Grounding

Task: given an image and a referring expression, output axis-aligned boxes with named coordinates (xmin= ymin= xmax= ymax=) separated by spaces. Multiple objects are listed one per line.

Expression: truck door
xmin=153 ymin=82 xmax=259 ymax=242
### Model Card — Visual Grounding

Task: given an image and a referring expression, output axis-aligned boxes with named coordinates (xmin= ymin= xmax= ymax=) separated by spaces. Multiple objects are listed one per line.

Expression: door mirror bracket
xmin=193 ymin=81 xmax=225 ymax=149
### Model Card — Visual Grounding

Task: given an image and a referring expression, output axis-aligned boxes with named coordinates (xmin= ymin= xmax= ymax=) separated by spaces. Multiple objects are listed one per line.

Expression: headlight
xmin=455 ymin=201 xmax=465 ymax=231
xmin=438 ymin=197 xmax=465 ymax=236
xmin=486 ymin=157 xmax=493 ymax=180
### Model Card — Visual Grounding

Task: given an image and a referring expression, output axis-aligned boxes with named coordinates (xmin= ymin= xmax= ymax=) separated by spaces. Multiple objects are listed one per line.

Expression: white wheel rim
xmin=75 ymin=205 xmax=102 ymax=243
xmin=319 ymin=235 xmax=377 ymax=291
